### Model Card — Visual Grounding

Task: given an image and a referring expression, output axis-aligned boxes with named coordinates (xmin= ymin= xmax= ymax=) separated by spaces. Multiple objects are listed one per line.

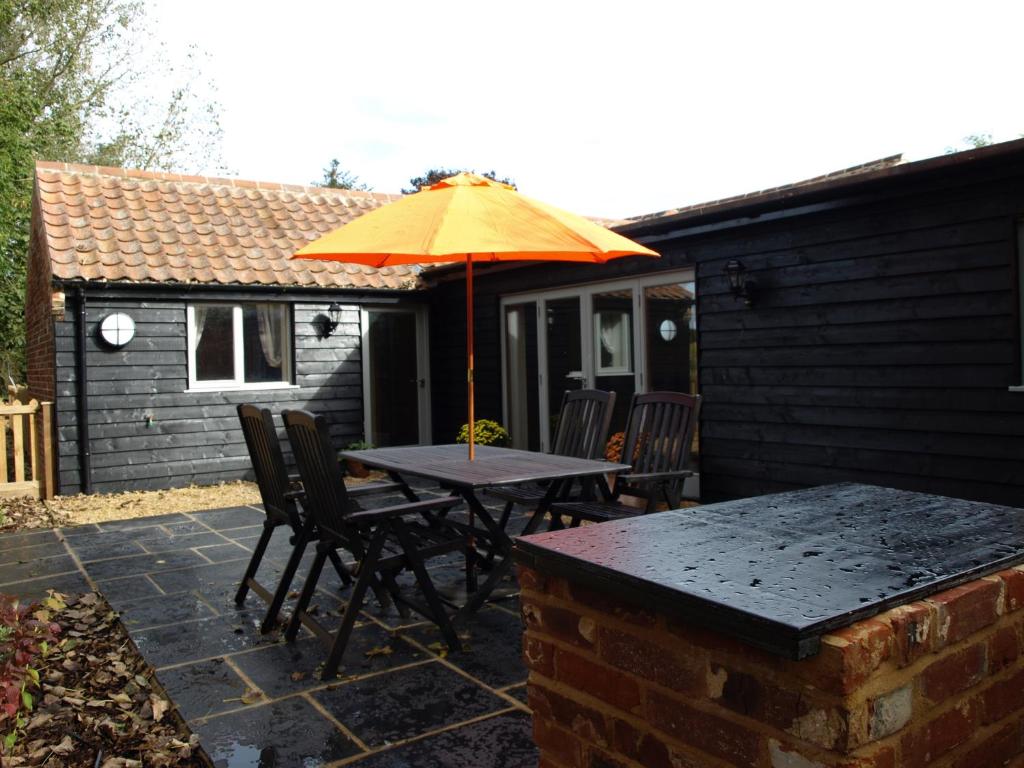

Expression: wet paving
xmin=0 ymin=483 xmax=537 ymax=767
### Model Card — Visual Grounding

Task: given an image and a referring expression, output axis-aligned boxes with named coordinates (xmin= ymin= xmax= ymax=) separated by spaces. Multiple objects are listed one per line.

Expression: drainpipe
xmin=75 ymin=286 xmax=92 ymax=494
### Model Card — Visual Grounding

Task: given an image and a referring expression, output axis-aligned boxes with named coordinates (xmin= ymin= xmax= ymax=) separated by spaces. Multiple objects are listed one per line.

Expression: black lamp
xmin=725 ymin=259 xmax=757 ymax=307
xmin=314 ymin=302 xmax=344 ymax=338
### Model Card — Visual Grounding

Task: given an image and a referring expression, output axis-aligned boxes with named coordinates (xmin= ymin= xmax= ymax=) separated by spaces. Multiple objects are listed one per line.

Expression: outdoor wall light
xmin=725 ymin=259 xmax=758 ymax=307
xmin=313 ymin=302 xmax=344 ymax=338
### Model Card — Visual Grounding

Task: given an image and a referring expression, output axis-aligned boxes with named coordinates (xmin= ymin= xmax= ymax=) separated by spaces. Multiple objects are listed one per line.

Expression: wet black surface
xmin=0 ymin=503 xmax=534 ymax=766
xmin=313 ymin=661 xmax=508 ymax=747
xmin=352 ymin=710 xmax=536 ymax=767
xmin=194 ymin=695 xmax=364 ymax=766
xmin=517 ymin=483 xmax=1024 ymax=658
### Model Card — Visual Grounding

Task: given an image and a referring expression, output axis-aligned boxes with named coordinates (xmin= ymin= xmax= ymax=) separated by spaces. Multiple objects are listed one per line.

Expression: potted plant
xmin=455 ymin=419 xmax=510 ymax=448
xmin=342 ymin=440 xmax=373 ymax=478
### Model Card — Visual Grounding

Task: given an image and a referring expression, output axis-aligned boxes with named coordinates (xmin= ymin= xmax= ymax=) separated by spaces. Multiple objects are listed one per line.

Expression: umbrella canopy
xmin=293 ymin=173 xmax=659 ymax=458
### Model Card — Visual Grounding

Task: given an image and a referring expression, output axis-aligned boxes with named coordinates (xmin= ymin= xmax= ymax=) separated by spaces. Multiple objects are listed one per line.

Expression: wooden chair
xmin=281 ymin=409 xmax=464 ymax=680
xmin=486 ymin=389 xmax=616 ymax=535
xmin=234 ymin=404 xmax=399 ymax=633
xmin=550 ymin=391 xmax=700 ymax=525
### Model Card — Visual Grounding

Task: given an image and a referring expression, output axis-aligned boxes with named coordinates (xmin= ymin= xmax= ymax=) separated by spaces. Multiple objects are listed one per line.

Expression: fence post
xmin=42 ymin=402 xmax=55 ymax=500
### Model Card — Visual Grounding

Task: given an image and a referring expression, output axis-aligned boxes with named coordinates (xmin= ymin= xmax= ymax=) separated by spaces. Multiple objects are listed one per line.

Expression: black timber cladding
xmin=55 ymin=294 xmax=371 ymax=493
xmin=429 ymin=149 xmax=1024 ymax=508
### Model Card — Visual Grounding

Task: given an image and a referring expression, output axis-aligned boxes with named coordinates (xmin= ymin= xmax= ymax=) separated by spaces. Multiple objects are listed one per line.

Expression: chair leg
xmin=235 ymin=521 xmax=276 ymax=606
xmin=322 ymin=529 xmax=387 ymax=680
xmin=260 ymin=523 xmax=312 ymax=633
xmin=482 ymin=501 xmax=516 ymax=569
xmin=391 ymin=519 xmax=460 ymax=652
xmin=327 ymin=549 xmax=354 ymax=586
xmin=285 ymin=546 xmax=328 ymax=642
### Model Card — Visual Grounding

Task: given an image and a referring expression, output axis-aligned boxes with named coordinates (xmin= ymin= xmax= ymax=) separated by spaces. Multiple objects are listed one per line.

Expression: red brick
xmin=647 ymin=689 xmax=762 ymax=767
xmin=836 ymin=744 xmax=897 ymax=768
xmin=598 ymin=627 xmax=702 ymax=696
xmin=566 ymin=581 xmax=656 ymax=627
xmin=555 ymin=648 xmax=642 ymax=714
xmin=887 ymin=602 xmax=936 ymax=668
xmin=585 ymin=748 xmax=632 ymax=768
xmin=522 ymin=600 xmax=596 ymax=648
xmin=999 ymin=568 xmax=1024 ymax=613
xmin=983 ymin=669 xmax=1024 ymax=725
xmin=530 ymin=684 xmax=611 ymax=749
xmin=989 ymin=626 xmax=1020 ymax=674
xmin=534 ymin=716 xmax=583 ymax=767
xmin=921 ymin=643 xmax=987 ymax=702
xmin=951 ymin=721 xmax=1023 ymax=768
xmin=899 ymin=701 xmax=979 ymax=768
xmin=524 ymin=634 xmax=555 ymax=677
xmin=928 ymin=579 xmax=1003 ymax=647
xmin=799 ymin=619 xmax=893 ymax=695
xmin=516 ymin=565 xmax=548 ymax=593
xmin=612 ymin=718 xmax=672 ymax=768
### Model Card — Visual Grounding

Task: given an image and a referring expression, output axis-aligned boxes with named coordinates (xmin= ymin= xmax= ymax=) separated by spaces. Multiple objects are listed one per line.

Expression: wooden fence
xmin=0 ymin=399 xmax=55 ymax=500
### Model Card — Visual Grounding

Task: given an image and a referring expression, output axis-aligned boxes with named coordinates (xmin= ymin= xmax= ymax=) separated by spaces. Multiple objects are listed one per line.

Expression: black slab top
xmin=514 ymin=484 xmax=1024 ymax=659
xmin=340 ymin=444 xmax=628 ymax=489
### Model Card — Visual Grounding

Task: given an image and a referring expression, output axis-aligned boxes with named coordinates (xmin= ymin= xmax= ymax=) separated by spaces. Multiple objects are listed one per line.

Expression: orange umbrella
xmin=293 ymin=173 xmax=658 ymax=459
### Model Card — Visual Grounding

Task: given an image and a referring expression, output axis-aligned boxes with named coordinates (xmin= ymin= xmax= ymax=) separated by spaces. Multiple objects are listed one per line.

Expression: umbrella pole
xmin=466 ymin=257 xmax=475 ymax=461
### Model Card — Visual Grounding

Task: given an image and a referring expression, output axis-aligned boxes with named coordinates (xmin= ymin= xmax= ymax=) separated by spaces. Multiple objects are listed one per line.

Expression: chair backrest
xmin=619 ymin=391 xmax=701 ymax=491
xmin=551 ymin=389 xmax=616 ymax=460
xmin=282 ymin=409 xmax=353 ymax=539
xmin=237 ymin=404 xmax=296 ymax=527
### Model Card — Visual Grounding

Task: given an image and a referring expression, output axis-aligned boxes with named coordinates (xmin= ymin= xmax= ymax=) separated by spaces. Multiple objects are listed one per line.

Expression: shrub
xmin=605 ymin=431 xmax=625 ymax=462
xmin=456 ymin=419 xmax=509 ymax=447
xmin=0 ymin=592 xmax=61 ymax=751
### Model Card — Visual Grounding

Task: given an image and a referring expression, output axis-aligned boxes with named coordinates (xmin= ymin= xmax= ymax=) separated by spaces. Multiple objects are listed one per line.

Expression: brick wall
xmin=518 ymin=564 xmax=1024 ymax=768
xmin=24 ymin=195 xmax=57 ymax=496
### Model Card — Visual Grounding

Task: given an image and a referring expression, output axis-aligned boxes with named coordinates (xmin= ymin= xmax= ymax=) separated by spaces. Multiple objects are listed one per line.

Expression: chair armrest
xmin=347 ymin=481 xmax=403 ymax=498
xmin=620 ymin=469 xmax=694 ymax=483
xmin=346 ymin=496 xmax=460 ymax=524
xmin=284 ymin=488 xmax=306 ymax=502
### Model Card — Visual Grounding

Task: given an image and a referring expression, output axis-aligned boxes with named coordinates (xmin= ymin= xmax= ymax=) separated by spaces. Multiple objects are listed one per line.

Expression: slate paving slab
xmin=194 ymin=695 xmax=364 ymax=767
xmin=313 ymin=661 xmax=509 ymax=748
xmin=0 ymin=505 xmax=536 ymax=766
xmin=351 ymin=711 xmax=536 ymax=768
xmin=157 ymin=658 xmax=250 ymax=721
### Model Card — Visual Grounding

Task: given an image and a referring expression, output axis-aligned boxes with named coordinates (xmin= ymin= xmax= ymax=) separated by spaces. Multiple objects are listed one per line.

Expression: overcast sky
xmin=148 ymin=0 xmax=1024 ymax=219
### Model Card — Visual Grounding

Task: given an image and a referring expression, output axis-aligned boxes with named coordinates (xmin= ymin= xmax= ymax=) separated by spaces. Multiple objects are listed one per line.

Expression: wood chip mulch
xmin=2 ymin=592 xmax=206 ymax=767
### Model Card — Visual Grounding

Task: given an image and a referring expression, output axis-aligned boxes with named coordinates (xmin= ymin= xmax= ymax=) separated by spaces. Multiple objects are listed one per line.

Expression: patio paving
xmin=0 ymin=483 xmax=538 ymax=767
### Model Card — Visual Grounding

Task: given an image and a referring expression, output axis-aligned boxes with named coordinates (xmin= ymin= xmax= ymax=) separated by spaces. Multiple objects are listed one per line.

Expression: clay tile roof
xmin=34 ymin=161 xmax=422 ymax=291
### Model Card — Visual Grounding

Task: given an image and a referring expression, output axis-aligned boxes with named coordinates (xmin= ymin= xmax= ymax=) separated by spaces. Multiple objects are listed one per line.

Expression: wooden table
xmin=339 ymin=444 xmax=629 ymax=615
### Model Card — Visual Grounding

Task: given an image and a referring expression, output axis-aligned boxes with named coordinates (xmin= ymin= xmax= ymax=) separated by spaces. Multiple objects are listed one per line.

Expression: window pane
xmin=593 ymin=291 xmax=633 ymax=375
xmin=194 ymin=306 xmax=234 ymax=381
xmin=242 ymin=304 xmax=287 ymax=383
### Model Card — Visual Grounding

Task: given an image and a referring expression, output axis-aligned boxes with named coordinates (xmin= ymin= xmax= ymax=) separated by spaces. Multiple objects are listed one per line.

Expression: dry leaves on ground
xmin=1 ymin=592 xmax=205 ymax=767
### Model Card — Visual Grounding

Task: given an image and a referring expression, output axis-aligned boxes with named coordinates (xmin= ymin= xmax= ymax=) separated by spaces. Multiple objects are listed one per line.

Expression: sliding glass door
xmin=500 ymin=271 xmax=697 ymax=452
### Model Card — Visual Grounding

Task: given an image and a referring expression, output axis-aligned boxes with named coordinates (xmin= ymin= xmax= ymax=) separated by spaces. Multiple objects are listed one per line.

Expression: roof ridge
xmin=34 ymin=160 xmax=399 ymax=203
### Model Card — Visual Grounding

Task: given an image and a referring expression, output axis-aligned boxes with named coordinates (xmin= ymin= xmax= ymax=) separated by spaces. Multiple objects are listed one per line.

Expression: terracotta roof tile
xmin=34 ymin=161 xmax=418 ymax=290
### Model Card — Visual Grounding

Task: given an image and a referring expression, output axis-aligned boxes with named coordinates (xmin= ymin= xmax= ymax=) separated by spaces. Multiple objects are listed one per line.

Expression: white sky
xmin=148 ymin=0 xmax=1024 ymax=219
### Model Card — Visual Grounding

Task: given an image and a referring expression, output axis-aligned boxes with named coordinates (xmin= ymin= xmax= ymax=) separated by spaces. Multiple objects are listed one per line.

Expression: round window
xmin=658 ymin=318 xmax=678 ymax=342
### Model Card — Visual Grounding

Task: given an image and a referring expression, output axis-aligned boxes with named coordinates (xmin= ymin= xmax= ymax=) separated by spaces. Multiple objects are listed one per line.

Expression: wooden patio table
xmin=338 ymin=443 xmax=629 ymax=616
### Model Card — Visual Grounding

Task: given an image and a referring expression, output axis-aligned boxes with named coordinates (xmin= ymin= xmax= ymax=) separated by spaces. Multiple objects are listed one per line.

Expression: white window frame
xmin=593 ymin=309 xmax=634 ymax=376
xmin=186 ymin=303 xmax=295 ymax=392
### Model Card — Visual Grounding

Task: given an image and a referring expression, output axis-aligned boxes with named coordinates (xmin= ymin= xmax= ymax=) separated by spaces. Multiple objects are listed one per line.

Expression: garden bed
xmin=1 ymin=590 xmax=206 ymax=767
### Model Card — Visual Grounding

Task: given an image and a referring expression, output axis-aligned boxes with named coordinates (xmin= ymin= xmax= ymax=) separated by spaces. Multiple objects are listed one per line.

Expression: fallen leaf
xmin=241 ymin=689 xmax=265 ymax=705
xmin=290 ymin=671 xmax=306 ymax=682
xmin=149 ymin=694 xmax=170 ymax=722
xmin=49 ymin=735 xmax=74 ymax=755
xmin=364 ymin=645 xmax=394 ymax=658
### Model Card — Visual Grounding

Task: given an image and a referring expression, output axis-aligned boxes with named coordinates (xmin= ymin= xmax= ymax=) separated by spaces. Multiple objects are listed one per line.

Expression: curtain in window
xmin=194 ymin=306 xmax=209 ymax=344
xmin=256 ymin=305 xmax=284 ymax=368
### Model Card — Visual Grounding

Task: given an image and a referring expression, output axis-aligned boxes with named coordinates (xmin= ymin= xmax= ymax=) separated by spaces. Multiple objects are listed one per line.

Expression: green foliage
xmin=344 ymin=440 xmax=373 ymax=451
xmin=0 ymin=0 xmax=224 ymax=379
xmin=455 ymin=419 xmax=509 ymax=447
xmin=944 ymin=133 xmax=994 ymax=154
xmin=315 ymin=159 xmax=370 ymax=191
xmin=402 ymin=168 xmax=516 ymax=195
xmin=0 ymin=592 xmax=61 ymax=752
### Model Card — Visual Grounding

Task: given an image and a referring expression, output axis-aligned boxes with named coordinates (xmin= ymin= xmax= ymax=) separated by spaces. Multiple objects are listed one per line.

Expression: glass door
xmin=362 ymin=307 xmax=430 ymax=446
xmin=591 ymin=289 xmax=637 ymax=434
xmin=544 ymin=297 xmax=584 ymax=441
xmin=503 ymin=303 xmax=540 ymax=451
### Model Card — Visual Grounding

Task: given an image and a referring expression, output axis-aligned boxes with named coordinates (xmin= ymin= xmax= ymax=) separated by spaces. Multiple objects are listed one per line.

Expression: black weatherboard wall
xmin=56 ymin=289 xmax=374 ymax=493
xmin=623 ymin=147 xmax=1024 ymax=507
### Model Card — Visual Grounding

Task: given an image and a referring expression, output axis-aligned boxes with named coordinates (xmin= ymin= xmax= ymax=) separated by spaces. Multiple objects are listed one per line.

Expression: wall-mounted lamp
xmin=314 ymin=302 xmax=344 ymax=338
xmin=725 ymin=259 xmax=758 ymax=307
